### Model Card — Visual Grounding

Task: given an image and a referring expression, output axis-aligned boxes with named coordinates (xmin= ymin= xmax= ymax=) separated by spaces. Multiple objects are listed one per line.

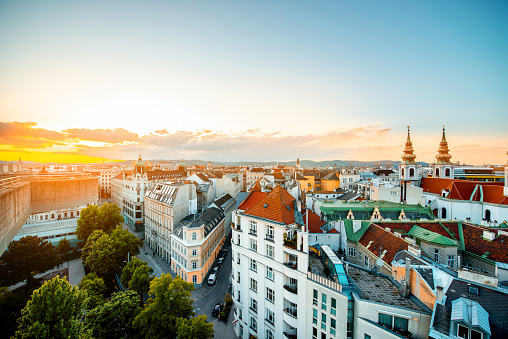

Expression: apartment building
xmin=144 ymin=182 xmax=197 ymax=262
xmin=170 ymin=207 xmax=225 ymax=285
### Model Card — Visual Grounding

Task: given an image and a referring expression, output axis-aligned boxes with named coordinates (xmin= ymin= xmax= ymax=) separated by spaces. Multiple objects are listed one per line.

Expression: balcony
xmin=265 ymin=234 xmax=274 ymax=242
xmin=283 ymin=284 xmax=297 ymax=294
xmin=249 ymin=229 xmax=257 ymax=236
xmin=283 ymin=332 xmax=297 ymax=339
xmin=283 ymin=307 xmax=297 ymax=319
xmin=283 ymin=240 xmax=297 ymax=250
xmin=283 ymin=262 xmax=298 ymax=270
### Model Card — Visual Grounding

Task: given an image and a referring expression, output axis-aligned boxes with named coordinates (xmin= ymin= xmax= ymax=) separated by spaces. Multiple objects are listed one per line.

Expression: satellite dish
xmin=376 ymin=259 xmax=384 ymax=267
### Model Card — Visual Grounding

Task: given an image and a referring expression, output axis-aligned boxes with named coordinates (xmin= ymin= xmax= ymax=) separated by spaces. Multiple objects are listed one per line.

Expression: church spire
xmin=435 ymin=126 xmax=452 ymax=164
xmin=401 ymin=126 xmax=417 ymax=163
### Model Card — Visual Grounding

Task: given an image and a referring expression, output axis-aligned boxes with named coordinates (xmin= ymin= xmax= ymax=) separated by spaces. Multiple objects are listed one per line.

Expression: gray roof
xmin=214 ymin=193 xmax=235 ymax=209
xmin=178 ymin=207 xmax=225 ymax=238
xmin=236 ymin=192 xmax=249 ymax=209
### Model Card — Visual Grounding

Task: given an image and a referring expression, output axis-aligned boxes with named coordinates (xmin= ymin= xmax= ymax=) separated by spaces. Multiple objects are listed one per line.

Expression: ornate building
xmin=432 ymin=126 xmax=454 ymax=179
xmin=398 ymin=126 xmax=422 ymax=203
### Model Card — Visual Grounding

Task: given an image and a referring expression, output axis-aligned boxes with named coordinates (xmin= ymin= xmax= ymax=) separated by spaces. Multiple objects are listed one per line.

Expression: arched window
xmin=435 ymin=168 xmax=440 ymax=177
xmin=409 ymin=168 xmax=415 ymax=177
xmin=192 ymin=232 xmax=197 ymax=241
xmin=441 ymin=207 xmax=447 ymax=219
xmin=401 ymin=168 xmax=405 ymax=177
xmin=445 ymin=168 xmax=451 ymax=177
xmin=485 ymin=209 xmax=491 ymax=222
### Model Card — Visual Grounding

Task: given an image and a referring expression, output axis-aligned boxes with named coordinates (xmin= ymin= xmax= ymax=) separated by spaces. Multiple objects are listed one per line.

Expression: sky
xmin=0 ymin=0 xmax=507 ymax=164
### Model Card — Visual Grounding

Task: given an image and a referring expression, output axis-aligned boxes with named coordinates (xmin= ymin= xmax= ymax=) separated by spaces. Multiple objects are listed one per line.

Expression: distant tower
xmin=296 ymin=158 xmax=301 ymax=168
xmin=432 ymin=126 xmax=454 ymax=179
xmin=135 ymin=154 xmax=146 ymax=176
xmin=178 ymin=158 xmax=187 ymax=173
xmin=399 ymin=126 xmax=422 ymax=203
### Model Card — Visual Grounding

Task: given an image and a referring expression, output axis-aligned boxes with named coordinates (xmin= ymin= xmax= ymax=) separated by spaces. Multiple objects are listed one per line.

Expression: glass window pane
xmin=378 ymin=313 xmax=393 ymax=328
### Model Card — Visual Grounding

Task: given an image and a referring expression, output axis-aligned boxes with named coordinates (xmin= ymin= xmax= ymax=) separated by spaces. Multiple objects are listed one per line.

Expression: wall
xmin=0 ymin=181 xmax=31 ymax=254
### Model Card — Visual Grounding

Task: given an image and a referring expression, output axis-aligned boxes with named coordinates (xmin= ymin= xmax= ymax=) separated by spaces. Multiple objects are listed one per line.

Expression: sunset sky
xmin=1 ymin=1 xmax=507 ymax=164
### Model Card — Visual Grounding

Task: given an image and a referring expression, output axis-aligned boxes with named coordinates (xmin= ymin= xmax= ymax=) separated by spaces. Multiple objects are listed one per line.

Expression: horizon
xmin=1 ymin=1 xmax=507 ymax=165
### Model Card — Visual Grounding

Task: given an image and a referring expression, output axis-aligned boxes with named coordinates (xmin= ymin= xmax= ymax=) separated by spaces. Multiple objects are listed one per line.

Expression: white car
xmin=208 ymin=273 xmax=217 ymax=285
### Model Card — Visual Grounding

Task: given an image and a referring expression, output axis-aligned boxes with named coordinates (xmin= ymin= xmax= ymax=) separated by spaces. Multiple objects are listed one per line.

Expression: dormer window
xmin=468 ymin=285 xmax=479 ymax=295
xmin=458 ymin=324 xmax=483 ymax=339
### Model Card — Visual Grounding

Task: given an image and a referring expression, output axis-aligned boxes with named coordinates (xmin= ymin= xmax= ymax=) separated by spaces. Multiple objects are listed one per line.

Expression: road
xmin=124 ymin=224 xmax=237 ymax=338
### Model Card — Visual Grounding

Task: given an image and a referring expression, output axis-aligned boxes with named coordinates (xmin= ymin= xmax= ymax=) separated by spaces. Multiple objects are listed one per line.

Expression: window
xmin=238 ymin=289 xmax=241 ymax=302
xmin=347 ymin=322 xmax=354 ymax=338
xmin=192 ymin=261 xmax=197 ymax=269
xmin=434 ymin=248 xmax=440 ymax=262
xmin=266 ymin=287 xmax=274 ymax=303
xmin=447 ymin=255 xmax=455 ymax=268
xmin=266 ymin=244 xmax=274 ymax=258
xmin=313 ymin=308 xmax=318 ymax=324
xmin=348 ymin=247 xmax=356 ymax=257
xmin=266 ymin=266 xmax=274 ymax=280
xmin=266 ymin=225 xmax=274 ymax=241
xmin=238 ymin=307 xmax=242 ymax=319
xmin=192 ymin=232 xmax=197 ymax=240
xmin=266 ymin=329 xmax=274 ymax=339
xmin=331 ymin=317 xmax=336 ymax=335
xmin=237 ymin=234 xmax=241 ymax=246
xmin=250 ymin=278 xmax=257 ymax=292
xmin=283 ymin=298 xmax=297 ymax=318
xmin=378 ymin=313 xmax=409 ymax=332
xmin=321 ymin=293 xmax=327 ymax=310
xmin=313 ymin=289 xmax=318 ymax=305
xmin=266 ymin=308 xmax=274 ymax=324
xmin=364 ymin=255 xmax=370 ymax=268
xmin=331 ymin=298 xmax=337 ymax=315
xmin=321 ymin=313 xmax=326 ymax=330
xmin=250 ymin=221 xmax=257 ymax=235
xmin=239 ymin=324 xmax=243 ymax=338
xmin=250 ymin=259 xmax=257 ymax=272
xmin=469 ymin=285 xmax=479 ymax=295
xmin=237 ymin=253 xmax=241 ymax=264
xmin=313 ymin=327 xmax=318 ymax=339
xmin=192 ymin=275 xmax=197 ymax=284
xmin=250 ymin=298 xmax=257 ymax=313
xmin=237 ymin=271 xmax=241 ymax=283
xmin=192 ymin=249 xmax=197 ymax=256
xmin=359 ymin=252 xmax=362 ymax=261
xmin=250 ymin=316 xmax=257 ymax=332
xmin=365 ymin=335 xmax=371 ymax=339
xmin=250 ymin=239 xmax=257 ymax=252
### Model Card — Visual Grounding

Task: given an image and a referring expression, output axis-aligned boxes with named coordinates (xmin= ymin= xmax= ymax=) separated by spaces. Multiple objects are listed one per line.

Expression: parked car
xmin=208 ymin=273 xmax=217 ymax=285
xmin=217 ymin=257 xmax=224 ymax=265
xmin=212 ymin=302 xmax=224 ymax=317
xmin=212 ymin=266 xmax=219 ymax=275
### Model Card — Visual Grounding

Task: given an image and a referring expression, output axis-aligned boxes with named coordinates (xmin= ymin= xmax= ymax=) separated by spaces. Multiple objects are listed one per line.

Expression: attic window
xmin=468 ymin=285 xmax=479 ymax=295
xmin=286 ymin=206 xmax=291 ymax=210
xmin=264 ymin=204 xmax=268 ymax=208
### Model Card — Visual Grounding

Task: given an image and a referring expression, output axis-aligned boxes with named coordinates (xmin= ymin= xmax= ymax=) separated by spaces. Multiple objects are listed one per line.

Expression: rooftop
xmin=347 ymin=266 xmax=430 ymax=313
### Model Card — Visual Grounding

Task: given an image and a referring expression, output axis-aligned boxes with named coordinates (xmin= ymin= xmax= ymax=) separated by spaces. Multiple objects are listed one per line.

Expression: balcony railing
xmin=283 ymin=332 xmax=297 ymax=339
xmin=249 ymin=229 xmax=257 ymax=236
xmin=283 ymin=262 xmax=298 ymax=270
xmin=265 ymin=234 xmax=274 ymax=242
xmin=283 ymin=240 xmax=297 ymax=249
xmin=283 ymin=285 xmax=297 ymax=294
xmin=283 ymin=307 xmax=297 ymax=319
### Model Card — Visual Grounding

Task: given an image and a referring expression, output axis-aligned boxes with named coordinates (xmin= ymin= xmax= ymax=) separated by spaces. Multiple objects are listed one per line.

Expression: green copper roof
xmin=343 ymin=219 xmax=371 ymax=242
xmin=407 ymin=225 xmax=458 ymax=247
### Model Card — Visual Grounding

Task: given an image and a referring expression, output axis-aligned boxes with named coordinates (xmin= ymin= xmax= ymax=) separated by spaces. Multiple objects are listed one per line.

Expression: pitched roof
xmin=358 ymin=223 xmax=409 ymax=265
xmin=458 ymin=222 xmax=508 ymax=263
xmin=407 ymin=225 xmax=458 ymax=247
xmin=328 ymin=228 xmax=339 ymax=234
xmin=238 ymin=192 xmax=267 ymax=210
xmin=243 ymin=185 xmax=296 ymax=225
xmin=321 ymin=172 xmax=340 ymax=180
xmin=421 ymin=177 xmax=507 ymax=204
xmin=302 ymin=209 xmax=327 ymax=233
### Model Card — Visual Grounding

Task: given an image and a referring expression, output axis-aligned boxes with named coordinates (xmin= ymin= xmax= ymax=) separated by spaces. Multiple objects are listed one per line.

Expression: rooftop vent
xmin=264 ymin=204 xmax=268 ymax=208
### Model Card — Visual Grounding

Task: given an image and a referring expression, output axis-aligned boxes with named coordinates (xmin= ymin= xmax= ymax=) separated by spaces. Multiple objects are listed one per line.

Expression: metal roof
xmin=408 ymin=225 xmax=458 ymax=247
xmin=451 ymin=298 xmax=491 ymax=335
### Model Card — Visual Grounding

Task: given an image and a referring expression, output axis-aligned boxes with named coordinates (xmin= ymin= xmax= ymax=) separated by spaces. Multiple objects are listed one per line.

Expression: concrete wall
xmin=0 ymin=181 xmax=31 ymax=254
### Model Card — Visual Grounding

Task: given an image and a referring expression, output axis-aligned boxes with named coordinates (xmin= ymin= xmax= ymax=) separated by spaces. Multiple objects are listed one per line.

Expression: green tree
xmin=176 ymin=315 xmax=214 ymax=339
xmin=76 ymin=203 xmax=123 ymax=246
xmin=79 ymin=273 xmax=107 ymax=309
xmin=110 ymin=226 xmax=143 ymax=267
xmin=14 ymin=276 xmax=91 ymax=339
xmin=121 ymin=257 xmax=153 ymax=306
xmin=81 ymin=229 xmax=106 ymax=264
xmin=133 ymin=274 xmax=195 ymax=338
xmin=0 ymin=236 xmax=58 ymax=286
xmin=85 ymin=290 xmax=140 ymax=339
xmin=121 ymin=257 xmax=144 ymax=287
xmin=56 ymin=237 xmax=71 ymax=256
xmin=83 ymin=233 xmax=117 ymax=277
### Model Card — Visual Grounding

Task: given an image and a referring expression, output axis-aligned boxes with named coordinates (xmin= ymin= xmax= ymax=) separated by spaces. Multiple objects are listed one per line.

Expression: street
xmin=124 ymin=224 xmax=237 ymax=339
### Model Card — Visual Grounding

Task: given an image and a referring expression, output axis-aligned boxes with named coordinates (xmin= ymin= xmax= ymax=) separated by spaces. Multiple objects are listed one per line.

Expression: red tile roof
xmin=377 ymin=221 xmax=459 ymax=241
xmin=243 ymin=185 xmax=296 ymax=225
xmin=358 ymin=224 xmax=409 ymax=265
xmin=238 ymin=192 xmax=267 ymax=210
xmin=302 ymin=209 xmax=327 ymax=233
xmin=457 ymin=223 xmax=508 ymax=263
xmin=328 ymin=228 xmax=339 ymax=234
xmin=420 ymin=178 xmax=506 ymax=204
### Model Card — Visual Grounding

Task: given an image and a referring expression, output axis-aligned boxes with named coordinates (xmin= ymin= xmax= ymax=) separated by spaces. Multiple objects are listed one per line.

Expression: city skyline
xmin=1 ymin=1 xmax=507 ymax=164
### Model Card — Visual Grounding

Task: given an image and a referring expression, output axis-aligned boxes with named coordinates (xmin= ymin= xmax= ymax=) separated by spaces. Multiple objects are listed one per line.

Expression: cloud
xmin=0 ymin=121 xmax=68 ymax=148
xmin=63 ymin=128 xmax=140 ymax=143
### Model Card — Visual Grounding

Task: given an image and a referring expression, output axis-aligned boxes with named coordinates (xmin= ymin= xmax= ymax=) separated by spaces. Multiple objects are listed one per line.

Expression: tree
xmin=84 ymin=290 xmax=140 ymax=339
xmin=81 ymin=229 xmax=106 ymax=264
xmin=133 ymin=274 xmax=195 ymax=338
xmin=110 ymin=226 xmax=143 ymax=267
xmin=76 ymin=203 xmax=123 ymax=246
xmin=79 ymin=273 xmax=107 ymax=309
xmin=83 ymin=232 xmax=117 ymax=277
xmin=0 ymin=236 xmax=58 ymax=286
xmin=14 ymin=276 xmax=91 ymax=339
xmin=176 ymin=315 xmax=214 ymax=339
xmin=56 ymin=238 xmax=71 ymax=256
xmin=121 ymin=257 xmax=153 ymax=306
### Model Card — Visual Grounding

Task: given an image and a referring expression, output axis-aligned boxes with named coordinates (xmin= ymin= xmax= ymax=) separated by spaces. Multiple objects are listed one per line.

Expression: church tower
xmin=135 ymin=154 xmax=146 ymax=176
xmin=399 ymin=126 xmax=422 ymax=203
xmin=432 ymin=126 xmax=454 ymax=179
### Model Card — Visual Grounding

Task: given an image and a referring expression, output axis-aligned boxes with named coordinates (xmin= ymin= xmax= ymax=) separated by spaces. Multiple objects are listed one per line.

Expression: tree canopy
xmin=55 ymin=237 xmax=71 ymax=256
xmin=176 ymin=315 xmax=215 ymax=339
xmin=78 ymin=273 xmax=107 ymax=310
xmin=0 ymin=235 xmax=58 ymax=286
xmin=14 ymin=276 xmax=91 ymax=339
xmin=133 ymin=274 xmax=195 ymax=338
xmin=85 ymin=290 xmax=140 ymax=339
xmin=76 ymin=203 xmax=123 ymax=246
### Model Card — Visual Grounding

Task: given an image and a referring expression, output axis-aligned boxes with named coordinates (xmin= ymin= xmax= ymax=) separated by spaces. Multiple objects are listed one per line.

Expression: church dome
xmin=435 ymin=127 xmax=452 ymax=164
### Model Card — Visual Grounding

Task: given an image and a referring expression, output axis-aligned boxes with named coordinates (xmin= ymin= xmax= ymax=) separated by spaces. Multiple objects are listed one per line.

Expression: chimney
xmin=436 ymin=286 xmax=444 ymax=303
xmin=404 ymin=258 xmax=411 ymax=297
